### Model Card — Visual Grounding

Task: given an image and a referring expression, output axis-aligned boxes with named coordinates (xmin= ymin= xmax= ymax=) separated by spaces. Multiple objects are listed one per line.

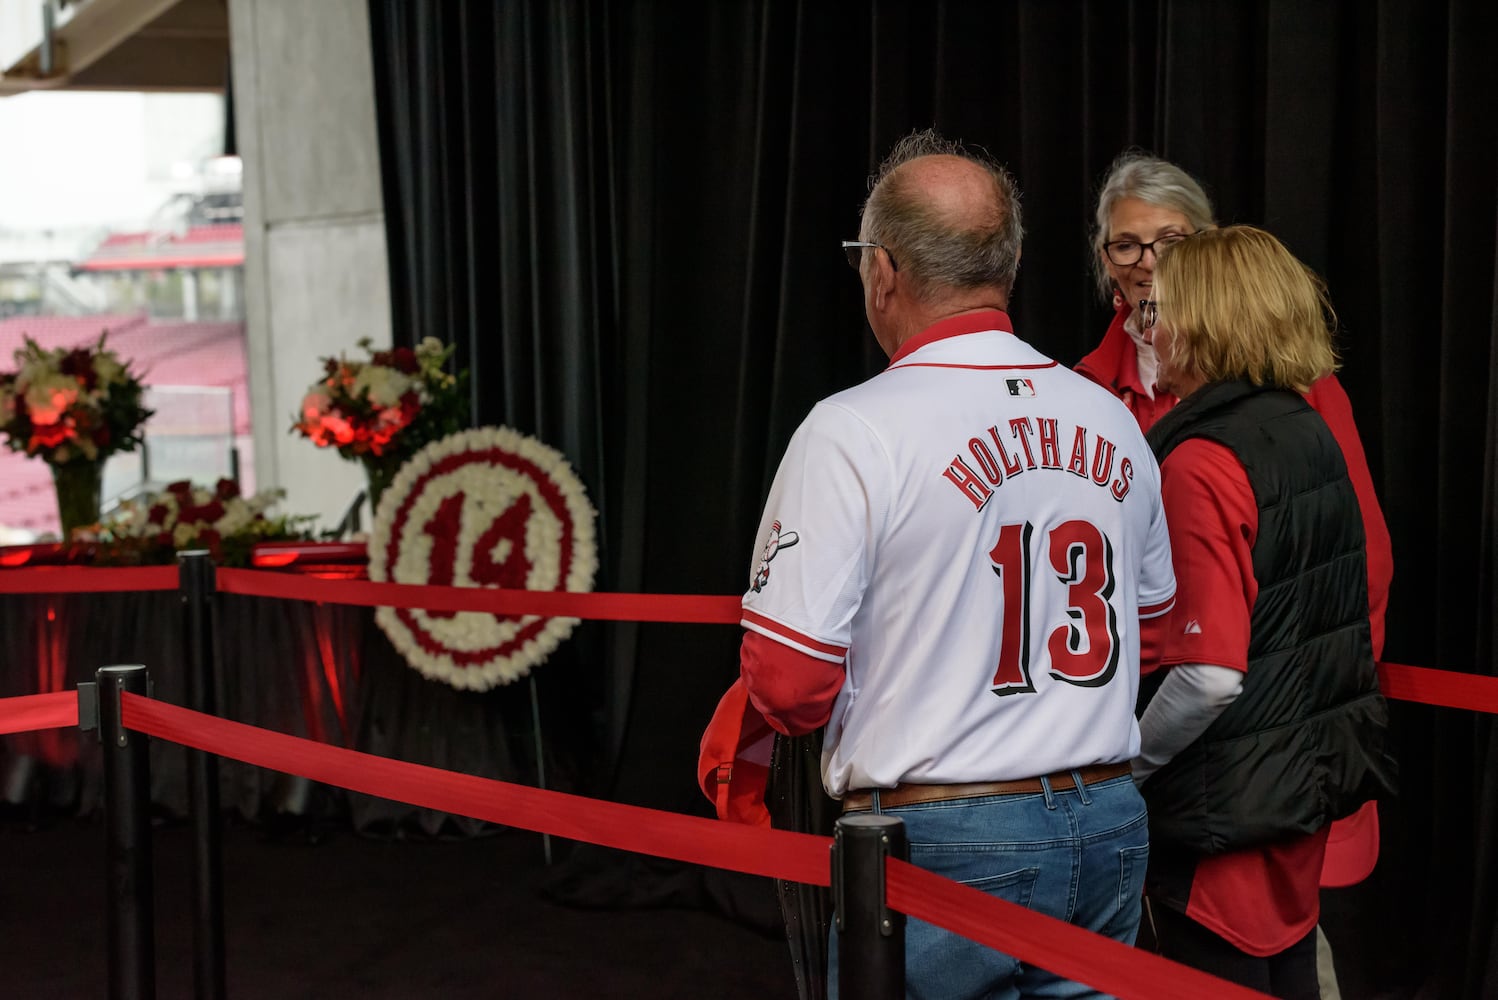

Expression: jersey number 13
xmin=989 ymin=519 xmax=1121 ymax=696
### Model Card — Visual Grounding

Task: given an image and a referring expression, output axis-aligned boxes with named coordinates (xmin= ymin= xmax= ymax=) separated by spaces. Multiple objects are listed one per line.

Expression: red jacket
xmin=1075 ymin=302 xmax=1178 ymax=433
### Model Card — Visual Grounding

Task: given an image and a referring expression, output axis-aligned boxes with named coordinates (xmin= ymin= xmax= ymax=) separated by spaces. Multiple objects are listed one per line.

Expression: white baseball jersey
xmin=742 ymin=311 xmax=1175 ymax=797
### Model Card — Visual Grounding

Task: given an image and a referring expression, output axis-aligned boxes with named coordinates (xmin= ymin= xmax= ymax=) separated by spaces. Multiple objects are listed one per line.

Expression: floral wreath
xmin=368 ymin=426 xmax=598 ymax=690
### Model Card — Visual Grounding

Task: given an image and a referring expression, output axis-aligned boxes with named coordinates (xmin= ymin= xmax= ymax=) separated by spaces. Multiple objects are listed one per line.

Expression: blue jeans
xmin=830 ymin=773 xmax=1148 ymax=1000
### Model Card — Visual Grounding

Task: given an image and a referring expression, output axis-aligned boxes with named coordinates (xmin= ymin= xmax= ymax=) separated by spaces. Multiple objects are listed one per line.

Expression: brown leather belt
xmin=841 ymin=760 xmax=1133 ymax=813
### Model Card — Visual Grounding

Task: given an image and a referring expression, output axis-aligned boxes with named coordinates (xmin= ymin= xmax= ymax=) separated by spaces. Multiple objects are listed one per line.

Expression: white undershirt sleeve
xmin=1132 ymin=663 xmax=1244 ymax=784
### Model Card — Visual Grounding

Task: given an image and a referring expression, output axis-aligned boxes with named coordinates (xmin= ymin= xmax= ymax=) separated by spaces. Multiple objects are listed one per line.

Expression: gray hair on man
xmin=1091 ymin=150 xmax=1216 ymax=297
xmin=860 ymin=128 xmax=1024 ymax=304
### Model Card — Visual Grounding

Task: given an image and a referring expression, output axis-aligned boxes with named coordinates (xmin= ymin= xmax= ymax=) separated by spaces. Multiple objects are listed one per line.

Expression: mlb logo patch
xmin=1006 ymin=378 xmax=1036 ymax=397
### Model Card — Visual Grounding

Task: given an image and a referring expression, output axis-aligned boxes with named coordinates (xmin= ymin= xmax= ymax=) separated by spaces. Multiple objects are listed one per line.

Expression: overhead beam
xmin=0 ymin=0 xmax=227 ymax=97
xmin=67 ymin=35 xmax=227 ymax=92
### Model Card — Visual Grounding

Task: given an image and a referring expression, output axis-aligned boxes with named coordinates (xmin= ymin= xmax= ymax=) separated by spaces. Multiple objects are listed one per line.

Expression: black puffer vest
xmin=1141 ymin=380 xmax=1397 ymax=856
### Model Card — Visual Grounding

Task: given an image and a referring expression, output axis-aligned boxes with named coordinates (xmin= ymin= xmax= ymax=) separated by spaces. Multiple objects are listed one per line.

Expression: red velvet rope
xmin=214 ymin=567 xmax=743 ymax=624
xmin=1 ymin=565 xmax=1496 ymax=715
xmin=887 ymin=860 xmax=1272 ymax=1000
xmin=113 ymin=691 xmax=1269 ymax=1000
xmin=0 ymin=691 xmax=78 ymax=735
xmin=0 ymin=581 xmax=1481 ymax=996
xmin=0 ymin=565 xmax=179 ymax=594
xmin=1378 ymin=662 xmax=1498 ymax=715
xmin=117 ymin=691 xmax=827 ymax=886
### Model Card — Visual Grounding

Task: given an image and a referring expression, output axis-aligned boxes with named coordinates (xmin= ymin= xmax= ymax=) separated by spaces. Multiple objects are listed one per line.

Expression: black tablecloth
xmin=0 ymin=588 xmax=539 ymax=836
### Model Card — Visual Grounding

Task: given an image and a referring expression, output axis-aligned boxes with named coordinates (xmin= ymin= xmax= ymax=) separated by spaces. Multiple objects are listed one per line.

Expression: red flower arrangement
xmin=0 ymin=333 xmax=152 ymax=466
xmin=291 ymin=336 xmax=467 ymax=461
xmin=95 ymin=478 xmax=312 ymax=567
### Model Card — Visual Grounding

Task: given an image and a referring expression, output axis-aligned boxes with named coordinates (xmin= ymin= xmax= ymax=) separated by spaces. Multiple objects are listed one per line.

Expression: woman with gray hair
xmin=1076 ymin=151 xmax=1214 ymax=429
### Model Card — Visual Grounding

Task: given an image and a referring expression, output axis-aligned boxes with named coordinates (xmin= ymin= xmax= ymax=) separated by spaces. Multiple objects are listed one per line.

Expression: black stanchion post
xmin=528 ymin=675 xmax=553 ymax=864
xmin=833 ymin=813 xmax=908 ymax=1000
xmin=179 ymin=550 xmax=226 ymax=999
xmin=95 ymin=664 xmax=157 ymax=1000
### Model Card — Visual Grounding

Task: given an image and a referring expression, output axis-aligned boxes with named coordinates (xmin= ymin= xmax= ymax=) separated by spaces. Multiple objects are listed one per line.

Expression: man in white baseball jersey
xmin=738 ymin=130 xmax=1176 ymax=999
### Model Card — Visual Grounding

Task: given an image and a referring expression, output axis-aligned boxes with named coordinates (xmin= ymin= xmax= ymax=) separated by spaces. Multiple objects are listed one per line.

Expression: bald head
xmin=890 ymin=154 xmax=1003 ymax=231
xmin=860 ymin=130 xmax=1024 ymax=305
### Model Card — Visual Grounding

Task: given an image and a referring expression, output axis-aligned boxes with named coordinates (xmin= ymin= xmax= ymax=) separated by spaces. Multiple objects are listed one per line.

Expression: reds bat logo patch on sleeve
xmin=751 ymin=520 xmax=800 ymax=592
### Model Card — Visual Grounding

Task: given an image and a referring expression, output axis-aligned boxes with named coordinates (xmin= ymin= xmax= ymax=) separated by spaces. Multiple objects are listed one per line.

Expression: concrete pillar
xmin=227 ymin=0 xmax=391 ymax=531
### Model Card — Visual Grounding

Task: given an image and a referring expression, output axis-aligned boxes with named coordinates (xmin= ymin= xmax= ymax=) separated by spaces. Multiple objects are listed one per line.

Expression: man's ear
xmin=872 ymin=248 xmax=896 ymax=310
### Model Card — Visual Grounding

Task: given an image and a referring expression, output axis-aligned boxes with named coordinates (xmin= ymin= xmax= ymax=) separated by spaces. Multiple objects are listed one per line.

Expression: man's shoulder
xmin=825 ymin=336 xmax=1144 ymax=417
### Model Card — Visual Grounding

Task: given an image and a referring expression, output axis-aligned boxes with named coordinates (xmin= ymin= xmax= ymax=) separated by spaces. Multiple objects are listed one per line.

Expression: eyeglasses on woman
xmin=1104 ymin=234 xmax=1189 ymax=267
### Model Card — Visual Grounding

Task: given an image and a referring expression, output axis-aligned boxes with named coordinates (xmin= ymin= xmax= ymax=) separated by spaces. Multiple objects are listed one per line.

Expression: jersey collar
xmin=888 ymin=309 xmax=1013 ymax=366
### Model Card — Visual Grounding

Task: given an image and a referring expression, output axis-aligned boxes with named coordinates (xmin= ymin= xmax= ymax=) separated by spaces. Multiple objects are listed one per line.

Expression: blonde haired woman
xmin=1132 ymin=227 xmax=1397 ymax=999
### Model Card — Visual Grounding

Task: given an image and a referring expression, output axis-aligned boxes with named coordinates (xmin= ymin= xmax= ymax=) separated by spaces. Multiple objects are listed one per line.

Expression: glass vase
xmin=361 ymin=452 xmax=405 ymax=516
xmin=50 ymin=459 xmax=104 ymax=538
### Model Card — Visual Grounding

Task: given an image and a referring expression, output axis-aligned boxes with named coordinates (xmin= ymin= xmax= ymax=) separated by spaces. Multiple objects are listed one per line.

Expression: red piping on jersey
xmin=741 ymin=608 xmax=847 ymax=660
xmin=889 ymin=361 xmax=1059 ymax=372
xmin=1140 ymin=597 xmax=1176 ymax=618
xmin=888 ymin=309 xmax=1014 ymax=365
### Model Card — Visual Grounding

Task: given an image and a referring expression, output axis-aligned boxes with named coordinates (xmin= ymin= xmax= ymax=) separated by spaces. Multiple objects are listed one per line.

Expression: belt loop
xmin=1073 ymin=769 xmax=1093 ymax=806
xmin=1040 ymin=775 xmax=1056 ymax=810
xmin=872 ymin=789 xmax=883 ymax=815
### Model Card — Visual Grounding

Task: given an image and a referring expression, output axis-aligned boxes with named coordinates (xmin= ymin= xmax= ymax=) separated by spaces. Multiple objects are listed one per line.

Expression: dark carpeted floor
xmin=0 ymin=816 xmax=797 ymax=999
xmin=1 ymin=811 xmax=1425 ymax=999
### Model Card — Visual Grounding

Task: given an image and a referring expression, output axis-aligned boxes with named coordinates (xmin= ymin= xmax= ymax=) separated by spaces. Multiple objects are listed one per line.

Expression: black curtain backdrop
xmin=367 ymin=2 xmax=1498 ymax=996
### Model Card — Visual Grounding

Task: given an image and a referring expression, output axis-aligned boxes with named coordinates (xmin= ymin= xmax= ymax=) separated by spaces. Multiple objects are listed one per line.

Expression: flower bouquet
xmin=291 ymin=337 xmax=468 ymax=509
xmin=93 ymin=478 xmax=314 ymax=567
xmin=0 ymin=333 xmax=153 ymax=535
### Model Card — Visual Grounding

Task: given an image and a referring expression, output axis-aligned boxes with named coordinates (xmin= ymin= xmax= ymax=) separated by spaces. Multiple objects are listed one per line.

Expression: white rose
xmin=214 ymin=501 xmax=253 ymax=535
xmin=353 ymin=365 xmax=413 ymax=408
xmin=127 ymin=501 xmax=151 ymax=535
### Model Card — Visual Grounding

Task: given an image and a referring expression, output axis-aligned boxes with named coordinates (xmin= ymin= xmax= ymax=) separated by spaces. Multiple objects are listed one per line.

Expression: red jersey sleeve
xmin=739 ymin=629 xmax=845 ymax=736
xmin=1157 ymin=439 xmax=1259 ymax=672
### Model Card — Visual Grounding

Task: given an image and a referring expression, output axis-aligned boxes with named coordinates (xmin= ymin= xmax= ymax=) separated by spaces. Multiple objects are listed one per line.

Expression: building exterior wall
xmin=228 ymin=0 xmax=391 ymax=531
xmin=0 ymin=1 xmax=45 ymax=70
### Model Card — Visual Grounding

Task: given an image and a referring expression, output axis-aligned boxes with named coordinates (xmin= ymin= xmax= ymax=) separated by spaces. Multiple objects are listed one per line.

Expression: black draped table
xmin=0 ymin=543 xmax=553 ymax=837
